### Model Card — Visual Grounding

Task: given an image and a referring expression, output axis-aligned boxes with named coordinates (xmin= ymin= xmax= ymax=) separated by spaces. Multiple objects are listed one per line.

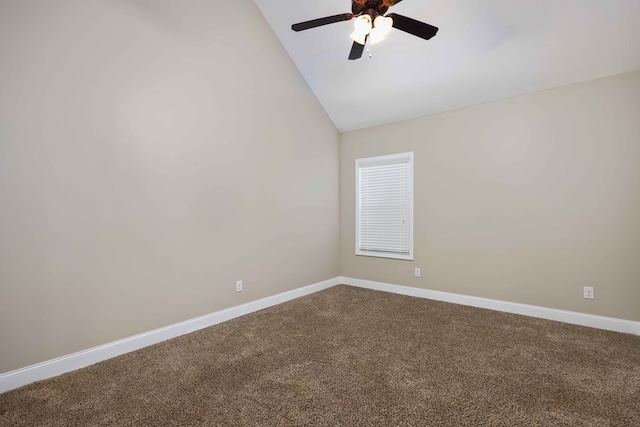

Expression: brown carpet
xmin=1 ymin=285 xmax=639 ymax=426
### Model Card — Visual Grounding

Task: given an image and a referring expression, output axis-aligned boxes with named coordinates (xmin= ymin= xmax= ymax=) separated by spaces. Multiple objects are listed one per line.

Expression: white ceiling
xmin=253 ymin=0 xmax=640 ymax=132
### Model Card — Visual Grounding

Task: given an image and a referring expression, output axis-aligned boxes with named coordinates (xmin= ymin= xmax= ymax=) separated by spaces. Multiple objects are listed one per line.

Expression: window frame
xmin=355 ymin=152 xmax=414 ymax=261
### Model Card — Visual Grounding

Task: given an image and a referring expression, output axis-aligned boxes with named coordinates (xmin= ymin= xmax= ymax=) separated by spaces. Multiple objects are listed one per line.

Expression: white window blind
xmin=356 ymin=152 xmax=413 ymax=260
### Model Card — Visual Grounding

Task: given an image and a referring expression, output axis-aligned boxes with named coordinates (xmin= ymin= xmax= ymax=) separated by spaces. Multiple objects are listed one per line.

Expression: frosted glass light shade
xmin=374 ymin=16 xmax=393 ymax=36
xmin=369 ymin=16 xmax=393 ymax=45
xmin=350 ymin=15 xmax=372 ymax=45
xmin=350 ymin=31 xmax=367 ymax=45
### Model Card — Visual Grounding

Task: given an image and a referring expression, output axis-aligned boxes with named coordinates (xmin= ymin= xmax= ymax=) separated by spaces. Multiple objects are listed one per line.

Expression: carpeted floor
xmin=1 ymin=285 xmax=639 ymax=426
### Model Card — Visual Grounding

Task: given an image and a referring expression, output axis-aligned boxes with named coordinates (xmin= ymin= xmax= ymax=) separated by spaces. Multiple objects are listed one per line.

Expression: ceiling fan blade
xmin=348 ymin=41 xmax=365 ymax=60
xmin=292 ymin=13 xmax=353 ymax=32
xmin=387 ymin=13 xmax=439 ymax=40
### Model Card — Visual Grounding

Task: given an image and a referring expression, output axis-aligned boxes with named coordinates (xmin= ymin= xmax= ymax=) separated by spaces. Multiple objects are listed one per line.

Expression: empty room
xmin=1 ymin=0 xmax=639 ymax=425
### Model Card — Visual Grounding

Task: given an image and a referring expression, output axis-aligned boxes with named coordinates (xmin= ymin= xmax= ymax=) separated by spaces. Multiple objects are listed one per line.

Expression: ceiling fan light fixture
xmin=350 ymin=14 xmax=372 ymax=45
xmin=350 ymin=32 xmax=367 ymax=45
xmin=369 ymin=16 xmax=393 ymax=45
xmin=374 ymin=15 xmax=393 ymax=36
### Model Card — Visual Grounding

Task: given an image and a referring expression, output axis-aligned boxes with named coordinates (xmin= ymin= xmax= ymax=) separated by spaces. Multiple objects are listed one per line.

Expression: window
xmin=356 ymin=152 xmax=413 ymax=260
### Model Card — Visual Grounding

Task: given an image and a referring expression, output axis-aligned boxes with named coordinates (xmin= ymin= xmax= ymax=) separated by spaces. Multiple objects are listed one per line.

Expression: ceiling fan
xmin=291 ymin=0 xmax=439 ymax=60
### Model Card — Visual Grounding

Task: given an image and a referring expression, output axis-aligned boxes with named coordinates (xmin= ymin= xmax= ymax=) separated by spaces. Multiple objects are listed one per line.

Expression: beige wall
xmin=0 ymin=0 xmax=339 ymax=373
xmin=340 ymin=71 xmax=640 ymax=322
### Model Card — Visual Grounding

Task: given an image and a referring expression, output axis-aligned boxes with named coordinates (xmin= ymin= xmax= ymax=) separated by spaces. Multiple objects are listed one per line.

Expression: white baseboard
xmin=340 ymin=276 xmax=640 ymax=336
xmin=0 ymin=277 xmax=340 ymax=394
xmin=3 ymin=276 xmax=637 ymax=394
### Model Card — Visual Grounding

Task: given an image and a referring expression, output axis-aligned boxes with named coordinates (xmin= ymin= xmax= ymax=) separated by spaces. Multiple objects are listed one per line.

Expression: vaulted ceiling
xmin=253 ymin=0 xmax=640 ymax=132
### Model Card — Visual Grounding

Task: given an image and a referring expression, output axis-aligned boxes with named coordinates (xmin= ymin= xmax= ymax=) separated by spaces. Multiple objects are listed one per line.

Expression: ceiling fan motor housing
xmin=352 ymin=0 xmax=389 ymax=17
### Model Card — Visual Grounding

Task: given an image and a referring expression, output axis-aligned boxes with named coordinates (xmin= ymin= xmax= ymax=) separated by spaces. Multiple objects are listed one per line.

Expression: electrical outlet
xmin=236 ymin=280 xmax=243 ymax=292
xmin=415 ymin=268 xmax=421 ymax=278
xmin=583 ymin=286 xmax=594 ymax=299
